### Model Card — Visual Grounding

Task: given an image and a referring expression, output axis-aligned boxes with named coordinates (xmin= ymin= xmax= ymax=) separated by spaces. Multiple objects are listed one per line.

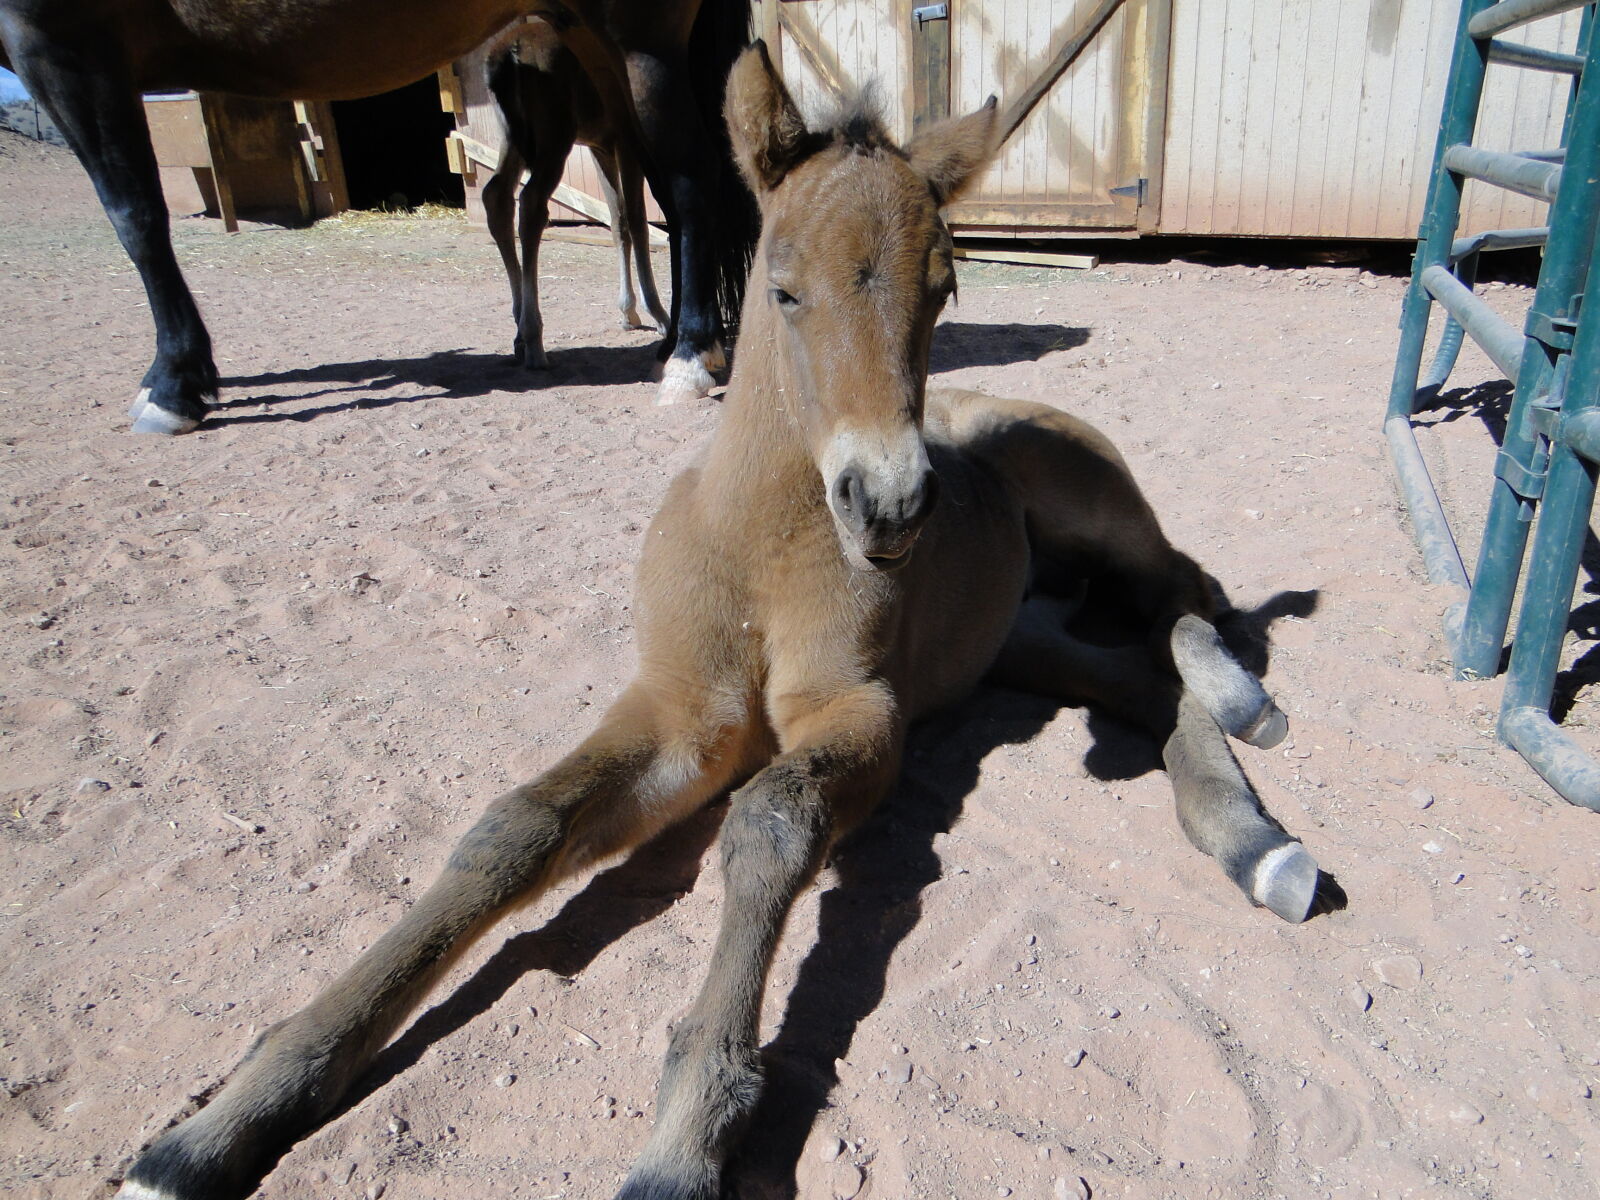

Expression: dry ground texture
xmin=3 ymin=129 xmax=1600 ymax=1200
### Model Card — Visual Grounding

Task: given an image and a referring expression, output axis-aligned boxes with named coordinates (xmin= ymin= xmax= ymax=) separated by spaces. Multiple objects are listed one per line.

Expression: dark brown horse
xmin=113 ymin=44 xmax=1332 ymax=1200
xmin=0 ymin=0 xmax=755 ymax=432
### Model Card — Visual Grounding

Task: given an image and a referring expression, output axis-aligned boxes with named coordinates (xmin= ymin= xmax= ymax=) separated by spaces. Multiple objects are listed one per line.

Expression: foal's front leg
xmin=118 ymin=686 xmax=735 ymax=1200
xmin=615 ymin=684 xmax=899 ymax=1200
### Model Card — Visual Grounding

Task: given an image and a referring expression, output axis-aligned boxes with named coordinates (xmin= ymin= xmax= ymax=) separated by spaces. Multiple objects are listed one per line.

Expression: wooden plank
xmin=910 ymin=7 xmax=950 ymax=131
xmin=1133 ymin=0 xmax=1173 ymax=233
xmin=946 ymin=199 xmax=1136 ymax=228
xmin=144 ymin=94 xmax=210 ymax=167
xmin=437 ymin=65 xmax=465 ymax=115
xmin=953 ymin=245 xmax=1099 ymax=269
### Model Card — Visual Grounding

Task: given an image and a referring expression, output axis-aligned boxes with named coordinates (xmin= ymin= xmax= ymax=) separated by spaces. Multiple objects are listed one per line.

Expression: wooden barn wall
xmin=1160 ymin=0 xmax=1585 ymax=239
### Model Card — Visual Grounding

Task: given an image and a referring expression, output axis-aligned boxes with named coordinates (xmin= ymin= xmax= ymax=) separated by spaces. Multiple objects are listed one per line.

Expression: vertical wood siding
xmin=1162 ymin=0 xmax=1584 ymax=238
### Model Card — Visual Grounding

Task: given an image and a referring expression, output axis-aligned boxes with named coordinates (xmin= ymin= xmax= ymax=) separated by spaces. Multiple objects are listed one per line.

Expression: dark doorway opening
xmin=330 ymin=75 xmax=463 ymax=211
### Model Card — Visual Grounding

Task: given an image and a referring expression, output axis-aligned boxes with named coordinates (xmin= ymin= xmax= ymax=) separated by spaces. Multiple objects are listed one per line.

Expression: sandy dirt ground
xmin=4 ymin=128 xmax=1600 ymax=1200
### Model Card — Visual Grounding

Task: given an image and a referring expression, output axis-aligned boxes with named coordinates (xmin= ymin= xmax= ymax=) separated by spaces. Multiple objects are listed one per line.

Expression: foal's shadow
xmin=930 ymin=322 xmax=1089 ymax=373
xmin=207 ymin=341 xmax=661 ymax=426
xmin=321 ymin=590 xmax=1330 ymax=1200
xmin=723 ymin=586 xmax=1335 ymax=1197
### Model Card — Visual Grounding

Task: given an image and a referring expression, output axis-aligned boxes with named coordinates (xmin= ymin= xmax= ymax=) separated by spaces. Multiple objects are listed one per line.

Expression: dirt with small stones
xmin=3 ymin=129 xmax=1598 ymax=1200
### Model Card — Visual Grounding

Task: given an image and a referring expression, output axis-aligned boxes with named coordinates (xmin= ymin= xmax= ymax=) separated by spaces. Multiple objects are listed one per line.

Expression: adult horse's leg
xmin=616 ymin=144 xmax=671 ymax=333
xmin=4 ymin=28 xmax=217 ymax=434
xmin=616 ymin=684 xmax=898 ymax=1200
xmin=625 ymin=48 xmax=729 ymax=405
xmin=593 ymin=144 xmax=669 ymax=333
xmin=591 ymin=145 xmax=647 ymax=330
xmin=117 ymin=685 xmax=745 ymax=1200
xmin=482 ymin=140 xmax=531 ymax=361
xmin=511 ymin=121 xmax=578 ymax=370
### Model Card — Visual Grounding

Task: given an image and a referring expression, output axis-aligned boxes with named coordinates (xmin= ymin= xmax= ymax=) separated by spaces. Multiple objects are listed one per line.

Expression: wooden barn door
xmin=767 ymin=0 xmax=1169 ymax=235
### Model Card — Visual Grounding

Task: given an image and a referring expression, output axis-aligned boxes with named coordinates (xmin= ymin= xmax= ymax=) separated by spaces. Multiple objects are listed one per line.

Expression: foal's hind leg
xmin=615 ymin=684 xmax=899 ymax=1200
xmin=118 ymin=687 xmax=742 ymax=1200
xmin=990 ymin=608 xmax=1319 ymax=923
xmin=1164 ymin=692 xmax=1319 ymax=922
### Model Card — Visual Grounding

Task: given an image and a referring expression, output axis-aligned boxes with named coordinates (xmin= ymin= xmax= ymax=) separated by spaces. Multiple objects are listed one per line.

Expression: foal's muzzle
xmin=829 ymin=461 xmax=941 ymax=568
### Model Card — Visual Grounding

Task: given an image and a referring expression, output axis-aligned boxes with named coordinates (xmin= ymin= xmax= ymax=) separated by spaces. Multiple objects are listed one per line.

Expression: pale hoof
xmin=114 ymin=1182 xmax=173 ymax=1200
xmin=1239 ymin=701 xmax=1289 ymax=749
xmin=656 ymin=355 xmax=715 ymax=406
xmin=132 ymin=405 xmax=202 ymax=435
xmin=1251 ymin=842 xmax=1319 ymax=923
xmin=129 ymin=387 xmax=152 ymax=419
xmin=619 ymin=306 xmax=646 ymax=331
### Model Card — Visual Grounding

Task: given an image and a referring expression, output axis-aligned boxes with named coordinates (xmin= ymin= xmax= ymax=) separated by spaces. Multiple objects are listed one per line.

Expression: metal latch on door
xmin=913 ymin=4 xmax=948 ymax=26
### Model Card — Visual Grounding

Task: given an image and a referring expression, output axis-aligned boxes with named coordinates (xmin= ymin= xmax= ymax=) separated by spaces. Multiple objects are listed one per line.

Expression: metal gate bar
xmin=1385 ymin=0 xmax=1600 ymax=806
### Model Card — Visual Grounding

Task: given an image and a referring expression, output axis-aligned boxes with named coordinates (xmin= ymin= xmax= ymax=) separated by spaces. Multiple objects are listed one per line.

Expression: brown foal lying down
xmin=116 ymin=43 xmax=1327 ymax=1200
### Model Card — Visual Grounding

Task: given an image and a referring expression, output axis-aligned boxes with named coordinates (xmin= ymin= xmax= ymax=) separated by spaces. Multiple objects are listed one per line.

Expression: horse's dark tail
xmin=688 ymin=0 xmax=760 ymax=339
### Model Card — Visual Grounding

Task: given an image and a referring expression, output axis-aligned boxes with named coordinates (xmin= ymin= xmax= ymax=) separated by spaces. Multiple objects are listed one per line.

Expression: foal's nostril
xmin=831 ymin=467 xmax=874 ymax=532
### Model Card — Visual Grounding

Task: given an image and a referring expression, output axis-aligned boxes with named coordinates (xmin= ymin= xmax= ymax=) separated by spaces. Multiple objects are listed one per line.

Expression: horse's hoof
xmin=129 ymin=387 xmax=152 ymax=419
xmin=131 ymin=405 xmax=202 ymax=435
xmin=114 ymin=1182 xmax=175 ymax=1200
xmin=1239 ymin=701 xmax=1289 ymax=749
xmin=657 ymin=355 xmax=715 ymax=406
xmin=1251 ymin=842 xmax=1319 ymax=923
xmin=620 ymin=307 xmax=645 ymax=331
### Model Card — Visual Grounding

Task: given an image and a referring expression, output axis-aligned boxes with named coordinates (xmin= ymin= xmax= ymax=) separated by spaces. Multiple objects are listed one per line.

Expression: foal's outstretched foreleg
xmin=615 ymin=685 xmax=899 ymax=1200
xmin=117 ymin=690 xmax=731 ymax=1200
xmin=1165 ymin=692 xmax=1319 ymax=923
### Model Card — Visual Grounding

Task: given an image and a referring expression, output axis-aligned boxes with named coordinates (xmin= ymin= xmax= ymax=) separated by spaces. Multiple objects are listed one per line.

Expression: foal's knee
xmin=719 ymin=772 xmax=830 ymax=892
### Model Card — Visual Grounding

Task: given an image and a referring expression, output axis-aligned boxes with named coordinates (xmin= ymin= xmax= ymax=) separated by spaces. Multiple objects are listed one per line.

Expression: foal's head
xmin=726 ymin=45 xmax=998 ymax=571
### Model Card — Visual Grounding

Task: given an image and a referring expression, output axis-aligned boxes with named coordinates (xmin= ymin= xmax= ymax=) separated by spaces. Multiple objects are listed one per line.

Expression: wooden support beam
xmin=953 ymin=245 xmax=1100 ymax=270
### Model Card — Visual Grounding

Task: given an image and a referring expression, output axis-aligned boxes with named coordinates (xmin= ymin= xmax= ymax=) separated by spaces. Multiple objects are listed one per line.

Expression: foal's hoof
xmin=1250 ymin=842 xmax=1320 ymax=923
xmin=1238 ymin=700 xmax=1289 ymax=750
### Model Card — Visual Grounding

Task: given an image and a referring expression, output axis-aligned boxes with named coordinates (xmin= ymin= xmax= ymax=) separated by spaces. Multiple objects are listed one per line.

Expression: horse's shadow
xmin=207 ymin=342 xmax=662 ymax=425
xmin=314 ymin=588 xmax=1330 ymax=1199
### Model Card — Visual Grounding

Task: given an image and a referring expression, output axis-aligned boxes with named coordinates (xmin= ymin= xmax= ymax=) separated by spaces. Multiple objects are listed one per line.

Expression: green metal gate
xmin=1387 ymin=0 xmax=1600 ymax=805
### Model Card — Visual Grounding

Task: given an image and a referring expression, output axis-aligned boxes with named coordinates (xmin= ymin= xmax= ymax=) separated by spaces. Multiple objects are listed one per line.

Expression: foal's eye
xmin=770 ymin=287 xmax=801 ymax=310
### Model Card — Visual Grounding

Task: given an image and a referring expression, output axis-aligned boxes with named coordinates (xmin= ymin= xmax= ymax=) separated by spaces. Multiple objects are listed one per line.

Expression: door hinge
xmin=1110 ymin=178 xmax=1148 ymax=205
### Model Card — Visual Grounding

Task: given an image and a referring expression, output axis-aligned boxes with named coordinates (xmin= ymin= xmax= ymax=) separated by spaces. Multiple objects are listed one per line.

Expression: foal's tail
xmin=688 ymin=0 xmax=761 ymax=337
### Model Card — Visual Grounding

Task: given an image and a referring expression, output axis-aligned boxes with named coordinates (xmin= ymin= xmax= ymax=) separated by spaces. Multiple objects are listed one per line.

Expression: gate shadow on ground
xmin=207 ymin=342 xmax=663 ymax=426
xmin=293 ymin=590 xmax=1327 ymax=1200
xmin=1413 ymin=380 xmax=1600 ymax=712
xmin=930 ymin=322 xmax=1088 ymax=373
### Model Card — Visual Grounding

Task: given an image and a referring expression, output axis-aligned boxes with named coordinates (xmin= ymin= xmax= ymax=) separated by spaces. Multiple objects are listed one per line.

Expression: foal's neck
xmin=703 ymin=271 xmax=820 ymax=509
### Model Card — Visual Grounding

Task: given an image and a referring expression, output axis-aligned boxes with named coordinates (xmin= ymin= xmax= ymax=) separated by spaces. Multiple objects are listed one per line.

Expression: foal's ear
xmin=725 ymin=41 xmax=810 ymax=194
xmin=906 ymin=97 xmax=1001 ymax=206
